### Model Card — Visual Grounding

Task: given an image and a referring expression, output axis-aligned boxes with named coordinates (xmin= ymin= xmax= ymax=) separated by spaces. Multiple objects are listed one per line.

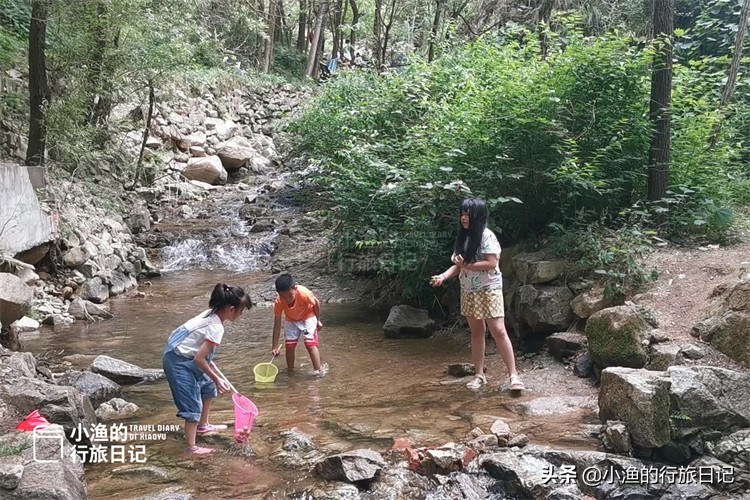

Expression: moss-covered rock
xmin=585 ymin=305 xmax=649 ymax=368
xmin=707 ymin=312 xmax=750 ymax=366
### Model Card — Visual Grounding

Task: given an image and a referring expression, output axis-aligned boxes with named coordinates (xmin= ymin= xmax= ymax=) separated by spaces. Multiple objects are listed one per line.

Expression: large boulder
xmin=667 ymin=365 xmax=750 ymax=436
xmin=315 ymin=450 xmax=386 ymax=483
xmin=598 ymin=367 xmax=671 ymax=449
xmin=0 ymin=425 xmax=86 ymax=499
xmin=89 ymin=355 xmax=164 ymax=385
xmin=182 ymin=156 xmax=227 ymax=185
xmin=95 ymin=397 xmax=140 ymax=422
xmin=512 ymin=252 xmax=566 ymax=284
xmin=0 ymin=273 xmax=33 ymax=328
xmin=647 ymin=343 xmax=683 ymax=371
xmin=56 ymin=370 xmax=121 ymax=407
xmin=216 ymin=136 xmax=256 ymax=171
xmin=383 ymin=305 xmax=436 ymax=339
xmin=0 ymin=377 xmax=96 ymax=440
xmin=62 ymin=246 xmax=90 ymax=268
xmin=205 ymin=118 xmax=239 ymax=141
xmin=585 ymin=305 xmax=649 ymax=368
xmin=705 ymin=429 xmax=750 ymax=471
xmin=512 ymin=285 xmax=574 ymax=334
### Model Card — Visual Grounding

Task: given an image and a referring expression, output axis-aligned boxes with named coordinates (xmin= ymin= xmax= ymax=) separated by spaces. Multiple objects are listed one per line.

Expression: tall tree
xmin=263 ymin=0 xmax=278 ymax=72
xmin=296 ymin=0 xmax=308 ymax=51
xmin=708 ymin=0 xmax=750 ymax=149
xmin=26 ymin=0 xmax=51 ymax=167
xmin=348 ymin=0 xmax=359 ymax=60
xmin=428 ymin=0 xmax=444 ymax=62
xmin=304 ymin=0 xmax=328 ymax=78
xmin=647 ymin=0 xmax=674 ymax=204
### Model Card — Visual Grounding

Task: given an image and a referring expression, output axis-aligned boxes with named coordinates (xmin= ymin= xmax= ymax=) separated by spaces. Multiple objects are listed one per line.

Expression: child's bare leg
xmin=285 ymin=345 xmax=296 ymax=370
xmin=306 ymin=345 xmax=322 ymax=371
xmin=198 ymin=398 xmax=213 ymax=427
xmin=185 ymin=421 xmax=198 ymax=447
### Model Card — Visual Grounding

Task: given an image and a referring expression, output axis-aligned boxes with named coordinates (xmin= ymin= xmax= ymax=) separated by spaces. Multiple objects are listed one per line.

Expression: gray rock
xmin=129 ymin=206 xmax=151 ymax=234
xmin=369 ymin=467 xmax=433 ymax=499
xmin=602 ymin=421 xmax=633 ymax=455
xmin=0 ymin=456 xmax=23 ymax=490
xmin=10 ymin=316 xmax=40 ymax=332
xmin=56 ymin=370 xmax=121 ymax=407
xmin=89 ymin=355 xmax=164 ymax=385
xmin=478 ymin=451 xmax=559 ymax=499
xmin=78 ymin=277 xmax=109 ymax=304
xmin=95 ymin=397 xmax=140 ymax=422
xmin=3 ymin=351 xmax=38 ymax=378
xmin=680 ymin=344 xmax=706 ymax=360
xmin=574 ymin=351 xmax=594 ymax=378
xmin=468 ymin=434 xmax=499 ymax=451
xmin=647 ymin=343 xmax=683 ymax=371
xmin=546 ymin=332 xmax=586 ymax=360
xmin=491 ymin=419 xmax=511 ymax=439
xmin=598 ymin=367 xmax=671 ymax=448
xmin=0 ymin=377 xmax=96 ymax=443
xmin=67 ymin=298 xmax=114 ymax=321
xmin=513 ymin=252 xmax=566 ymax=284
xmin=668 ymin=365 xmax=750 ymax=436
xmin=570 ymin=287 xmax=614 ymax=319
xmin=0 ymin=425 xmax=86 ymax=499
xmin=0 ymin=273 xmax=33 ymax=328
xmin=513 ymin=285 xmax=574 ymax=334
xmin=585 ymin=305 xmax=649 ymax=368
xmin=109 ymin=271 xmax=137 ymax=296
xmin=383 ymin=305 xmax=435 ymax=339
xmin=281 ymin=427 xmax=316 ymax=451
xmin=445 ymin=363 xmax=475 ymax=377
xmin=62 ymin=247 xmax=90 ymax=268
xmin=216 ymin=136 xmax=256 ymax=171
xmin=705 ymin=312 xmax=750 ymax=365
xmin=182 ymin=156 xmax=227 ymax=185
xmin=419 ymin=443 xmax=468 ymax=475
xmin=314 ymin=449 xmax=386 ymax=483
xmin=508 ymin=434 xmax=530 ymax=448
xmin=303 ymin=482 xmax=360 ymax=499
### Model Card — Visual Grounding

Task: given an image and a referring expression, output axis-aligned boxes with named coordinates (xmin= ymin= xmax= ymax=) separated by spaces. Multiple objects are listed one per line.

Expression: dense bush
xmin=291 ymin=27 xmax=748 ymax=302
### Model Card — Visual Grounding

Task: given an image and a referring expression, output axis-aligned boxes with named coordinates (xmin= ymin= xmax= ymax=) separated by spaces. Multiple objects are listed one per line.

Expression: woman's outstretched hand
xmin=430 ymin=274 xmax=444 ymax=287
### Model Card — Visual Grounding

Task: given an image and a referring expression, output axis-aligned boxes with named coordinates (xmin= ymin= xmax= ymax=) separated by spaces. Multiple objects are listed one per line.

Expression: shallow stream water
xmin=22 ymin=268 xmax=600 ymax=498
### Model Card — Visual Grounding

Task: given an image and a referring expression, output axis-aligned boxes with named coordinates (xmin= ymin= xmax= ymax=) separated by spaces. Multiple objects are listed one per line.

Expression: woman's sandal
xmin=466 ymin=373 xmax=487 ymax=390
xmin=509 ymin=374 xmax=525 ymax=391
xmin=188 ymin=446 xmax=215 ymax=456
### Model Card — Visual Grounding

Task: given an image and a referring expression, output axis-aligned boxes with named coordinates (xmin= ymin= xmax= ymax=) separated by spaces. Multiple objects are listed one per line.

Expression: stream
xmin=19 ymin=187 xmax=602 ymax=499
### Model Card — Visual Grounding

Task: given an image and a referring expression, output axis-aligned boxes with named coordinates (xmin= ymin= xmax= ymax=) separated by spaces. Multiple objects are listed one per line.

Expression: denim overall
xmin=162 ymin=324 xmax=218 ymax=422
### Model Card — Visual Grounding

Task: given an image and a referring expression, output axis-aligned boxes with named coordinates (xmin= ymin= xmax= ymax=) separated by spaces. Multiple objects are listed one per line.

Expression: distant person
xmin=353 ymin=52 xmax=364 ymax=67
xmin=162 ymin=283 xmax=253 ymax=456
xmin=271 ymin=273 xmax=326 ymax=375
xmin=431 ymin=198 xmax=524 ymax=392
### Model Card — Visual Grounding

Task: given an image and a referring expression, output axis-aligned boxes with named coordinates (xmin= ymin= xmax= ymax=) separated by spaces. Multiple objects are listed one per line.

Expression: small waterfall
xmin=159 ymin=213 xmax=279 ymax=273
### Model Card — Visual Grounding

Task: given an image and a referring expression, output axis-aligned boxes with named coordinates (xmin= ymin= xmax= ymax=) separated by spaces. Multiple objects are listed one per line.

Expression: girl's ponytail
xmin=206 ymin=283 xmax=253 ymax=316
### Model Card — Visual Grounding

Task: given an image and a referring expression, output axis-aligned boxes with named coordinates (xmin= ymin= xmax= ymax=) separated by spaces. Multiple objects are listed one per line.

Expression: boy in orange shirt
xmin=271 ymin=273 xmax=324 ymax=374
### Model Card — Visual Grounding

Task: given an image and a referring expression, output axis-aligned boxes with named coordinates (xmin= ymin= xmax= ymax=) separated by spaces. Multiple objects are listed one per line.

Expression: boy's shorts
xmin=284 ymin=316 xmax=319 ymax=347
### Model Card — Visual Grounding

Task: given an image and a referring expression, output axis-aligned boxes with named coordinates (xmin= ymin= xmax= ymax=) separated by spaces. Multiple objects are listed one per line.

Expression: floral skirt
xmin=460 ymin=288 xmax=504 ymax=319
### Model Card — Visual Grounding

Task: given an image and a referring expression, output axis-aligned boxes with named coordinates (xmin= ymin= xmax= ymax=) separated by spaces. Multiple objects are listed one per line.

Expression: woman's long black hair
xmin=453 ymin=198 xmax=488 ymax=264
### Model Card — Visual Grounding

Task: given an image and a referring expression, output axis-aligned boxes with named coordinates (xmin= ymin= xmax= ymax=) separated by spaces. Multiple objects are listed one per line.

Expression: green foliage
xmin=0 ymin=441 xmax=29 ymax=458
xmin=272 ymin=45 xmax=307 ymax=82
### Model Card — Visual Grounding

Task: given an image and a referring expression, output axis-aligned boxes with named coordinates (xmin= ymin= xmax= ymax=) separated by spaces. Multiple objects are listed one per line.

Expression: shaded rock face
xmin=585 ymin=305 xmax=649 ymax=368
xmin=692 ymin=274 xmax=750 ymax=366
xmin=512 ymin=285 xmax=574 ymax=335
xmin=0 ymin=274 xmax=33 ymax=329
xmin=667 ymin=365 xmax=750 ymax=436
xmin=314 ymin=449 xmax=386 ymax=484
xmin=383 ymin=305 xmax=436 ymax=339
xmin=512 ymin=252 xmax=566 ymax=285
xmin=56 ymin=371 xmax=121 ymax=408
xmin=598 ymin=367 xmax=671 ymax=449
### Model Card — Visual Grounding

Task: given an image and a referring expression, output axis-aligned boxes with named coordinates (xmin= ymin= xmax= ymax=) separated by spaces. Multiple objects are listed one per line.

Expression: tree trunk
xmin=132 ymin=81 xmax=155 ymax=189
xmin=647 ymin=0 xmax=673 ymax=204
xmin=304 ymin=1 xmax=328 ymax=78
xmin=708 ymin=0 xmax=750 ymax=149
xmin=428 ymin=0 xmax=443 ymax=62
xmin=296 ymin=0 xmax=307 ymax=51
xmin=374 ymin=0 xmax=383 ymax=68
xmin=348 ymin=0 xmax=359 ymax=60
xmin=331 ymin=0 xmax=343 ymax=60
xmin=26 ymin=0 xmax=51 ymax=167
xmin=264 ymin=0 xmax=278 ymax=72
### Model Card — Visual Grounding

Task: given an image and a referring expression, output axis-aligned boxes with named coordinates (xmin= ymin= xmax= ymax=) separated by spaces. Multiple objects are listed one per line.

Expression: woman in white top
xmin=163 ymin=283 xmax=252 ymax=456
xmin=431 ymin=198 xmax=524 ymax=392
